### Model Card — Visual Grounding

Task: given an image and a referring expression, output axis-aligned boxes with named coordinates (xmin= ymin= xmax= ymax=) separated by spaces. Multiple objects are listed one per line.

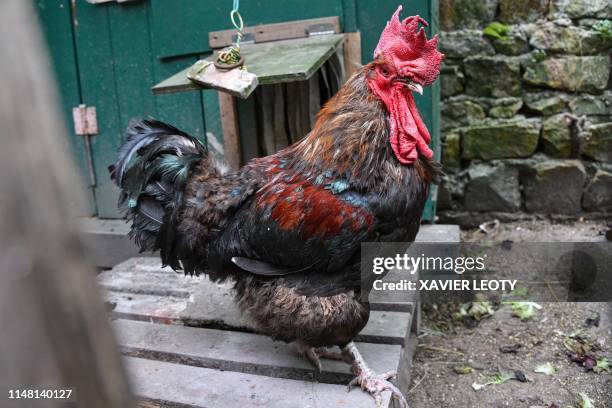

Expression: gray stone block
xmin=583 ymin=169 xmax=612 ymax=211
xmin=441 ymin=64 xmax=465 ymax=98
xmin=524 ymin=91 xmax=568 ymax=116
xmin=464 ymin=56 xmax=522 ymax=97
xmin=464 ymin=163 xmax=521 ymax=212
xmin=440 ymin=0 xmax=499 ymax=30
xmin=462 ymin=118 xmax=541 ymax=160
xmin=530 ymin=22 xmax=610 ymax=55
xmin=582 ymin=122 xmax=612 ymax=163
xmin=542 ymin=113 xmax=573 ymax=158
xmin=523 ymin=160 xmax=587 ymax=214
xmin=442 ymin=99 xmax=485 ymax=130
xmin=523 ymin=56 xmax=610 ymax=93
xmin=499 ymin=0 xmax=549 ymax=23
xmin=440 ymin=30 xmax=495 ymax=59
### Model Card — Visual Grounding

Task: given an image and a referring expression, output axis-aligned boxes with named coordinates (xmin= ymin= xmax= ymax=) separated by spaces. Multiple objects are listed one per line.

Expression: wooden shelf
xmin=152 ymin=34 xmax=345 ymax=95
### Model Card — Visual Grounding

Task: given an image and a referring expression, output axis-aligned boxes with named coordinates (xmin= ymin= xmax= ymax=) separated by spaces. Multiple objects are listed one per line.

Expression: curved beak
xmin=407 ymin=82 xmax=423 ymax=95
xmin=396 ymin=77 xmax=423 ymax=95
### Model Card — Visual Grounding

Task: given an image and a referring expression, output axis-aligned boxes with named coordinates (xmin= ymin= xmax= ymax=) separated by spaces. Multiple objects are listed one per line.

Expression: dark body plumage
xmin=110 ymin=65 xmax=441 ymax=350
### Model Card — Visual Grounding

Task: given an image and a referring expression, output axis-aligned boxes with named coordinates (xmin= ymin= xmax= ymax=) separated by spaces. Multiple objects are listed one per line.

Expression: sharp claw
xmin=374 ymin=392 xmax=383 ymax=408
xmin=381 ymin=370 xmax=397 ymax=380
xmin=347 ymin=371 xmax=408 ymax=408
xmin=385 ymin=381 xmax=408 ymax=408
xmin=302 ymin=347 xmax=323 ymax=372
xmin=342 ymin=342 xmax=408 ymax=407
xmin=347 ymin=376 xmax=360 ymax=391
xmin=302 ymin=346 xmax=354 ymax=372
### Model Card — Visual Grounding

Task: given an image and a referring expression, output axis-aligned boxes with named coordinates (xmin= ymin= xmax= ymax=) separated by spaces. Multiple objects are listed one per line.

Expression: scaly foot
xmin=348 ymin=369 xmax=407 ymax=408
xmin=343 ymin=342 xmax=408 ymax=408
xmin=297 ymin=343 xmax=354 ymax=372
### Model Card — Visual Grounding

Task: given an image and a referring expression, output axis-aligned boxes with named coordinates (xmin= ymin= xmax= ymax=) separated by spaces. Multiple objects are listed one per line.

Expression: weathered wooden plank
xmin=258 ymin=84 xmax=290 ymax=154
xmin=187 ymin=61 xmax=259 ymax=99
xmin=237 ymin=95 xmax=260 ymax=163
xmin=298 ymin=79 xmax=311 ymax=137
xmin=125 ymin=356 xmax=390 ymax=408
xmin=307 ymin=71 xmax=321 ymax=129
xmin=272 ymin=84 xmax=290 ymax=149
xmin=343 ymin=31 xmax=362 ymax=79
xmin=98 ymin=269 xmax=203 ymax=297
xmin=113 ymin=319 xmax=401 ymax=383
xmin=153 ymin=35 xmax=345 ymax=94
xmin=285 ymin=81 xmax=301 ymax=144
xmin=258 ymin=85 xmax=275 ymax=153
xmin=109 ymin=256 xmax=174 ymax=274
xmin=218 ymin=92 xmax=241 ymax=169
xmin=106 ymin=291 xmax=190 ymax=324
xmin=202 ymin=89 xmax=224 ymax=159
xmin=209 ymin=16 xmax=341 ymax=49
xmin=98 ymin=272 xmax=412 ymax=345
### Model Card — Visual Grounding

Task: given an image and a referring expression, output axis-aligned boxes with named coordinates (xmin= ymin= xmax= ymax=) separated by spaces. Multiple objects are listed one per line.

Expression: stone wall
xmin=437 ymin=0 xmax=612 ymax=226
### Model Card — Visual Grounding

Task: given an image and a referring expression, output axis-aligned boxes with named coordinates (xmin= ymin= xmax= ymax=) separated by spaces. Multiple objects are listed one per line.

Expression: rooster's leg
xmin=342 ymin=342 xmax=408 ymax=408
xmin=298 ymin=343 xmax=353 ymax=372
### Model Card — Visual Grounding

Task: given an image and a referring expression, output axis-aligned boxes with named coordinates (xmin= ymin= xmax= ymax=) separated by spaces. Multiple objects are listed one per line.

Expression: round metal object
xmin=214 ymin=55 xmax=245 ymax=70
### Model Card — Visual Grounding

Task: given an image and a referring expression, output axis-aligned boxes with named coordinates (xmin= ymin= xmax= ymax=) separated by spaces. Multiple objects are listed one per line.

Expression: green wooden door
xmin=36 ymin=0 xmax=439 ymax=220
xmin=37 ymin=0 xmax=206 ymax=218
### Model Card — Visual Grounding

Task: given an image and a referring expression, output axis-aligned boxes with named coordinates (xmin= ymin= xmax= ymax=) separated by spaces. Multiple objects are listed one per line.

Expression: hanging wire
xmin=217 ymin=0 xmax=244 ymax=66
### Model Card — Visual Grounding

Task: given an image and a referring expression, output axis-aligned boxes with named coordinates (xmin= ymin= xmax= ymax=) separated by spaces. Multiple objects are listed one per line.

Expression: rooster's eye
xmin=380 ymin=67 xmax=390 ymax=77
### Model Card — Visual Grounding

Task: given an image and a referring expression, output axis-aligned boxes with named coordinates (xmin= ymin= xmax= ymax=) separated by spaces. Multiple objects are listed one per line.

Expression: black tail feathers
xmin=109 ymin=119 xmax=206 ymax=270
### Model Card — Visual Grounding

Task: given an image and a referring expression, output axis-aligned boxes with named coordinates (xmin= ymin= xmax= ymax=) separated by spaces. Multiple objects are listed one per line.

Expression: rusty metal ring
xmin=214 ymin=56 xmax=245 ymax=70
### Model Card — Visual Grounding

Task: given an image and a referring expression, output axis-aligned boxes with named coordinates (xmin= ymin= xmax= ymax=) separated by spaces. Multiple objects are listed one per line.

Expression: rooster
xmin=109 ymin=6 xmax=443 ymax=407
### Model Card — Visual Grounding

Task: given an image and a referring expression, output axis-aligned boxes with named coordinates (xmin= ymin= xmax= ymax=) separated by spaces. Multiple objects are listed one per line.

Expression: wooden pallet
xmin=97 ymin=225 xmax=459 ymax=407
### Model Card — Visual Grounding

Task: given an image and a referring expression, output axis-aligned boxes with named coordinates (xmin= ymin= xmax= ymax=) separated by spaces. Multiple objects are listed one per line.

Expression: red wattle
xmin=370 ymin=82 xmax=433 ymax=164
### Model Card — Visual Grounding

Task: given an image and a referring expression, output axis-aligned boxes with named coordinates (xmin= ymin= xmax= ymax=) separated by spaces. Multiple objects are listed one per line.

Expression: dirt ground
xmin=407 ymin=220 xmax=612 ymax=408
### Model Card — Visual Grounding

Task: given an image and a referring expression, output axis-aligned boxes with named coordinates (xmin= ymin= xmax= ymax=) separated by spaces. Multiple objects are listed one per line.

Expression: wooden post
xmin=0 ymin=1 xmax=133 ymax=407
xmin=343 ymin=32 xmax=362 ymax=79
xmin=218 ymin=92 xmax=242 ymax=169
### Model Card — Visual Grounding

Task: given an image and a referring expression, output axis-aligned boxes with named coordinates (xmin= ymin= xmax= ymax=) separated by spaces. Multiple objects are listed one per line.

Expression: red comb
xmin=373 ymin=6 xmax=443 ymax=85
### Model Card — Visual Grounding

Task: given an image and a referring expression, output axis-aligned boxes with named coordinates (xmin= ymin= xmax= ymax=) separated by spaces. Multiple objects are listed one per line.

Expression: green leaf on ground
xmin=504 ymin=301 xmax=542 ymax=320
xmin=578 ymin=392 xmax=594 ymax=408
xmin=594 ymin=357 xmax=610 ymax=374
xmin=471 ymin=371 xmax=515 ymax=391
